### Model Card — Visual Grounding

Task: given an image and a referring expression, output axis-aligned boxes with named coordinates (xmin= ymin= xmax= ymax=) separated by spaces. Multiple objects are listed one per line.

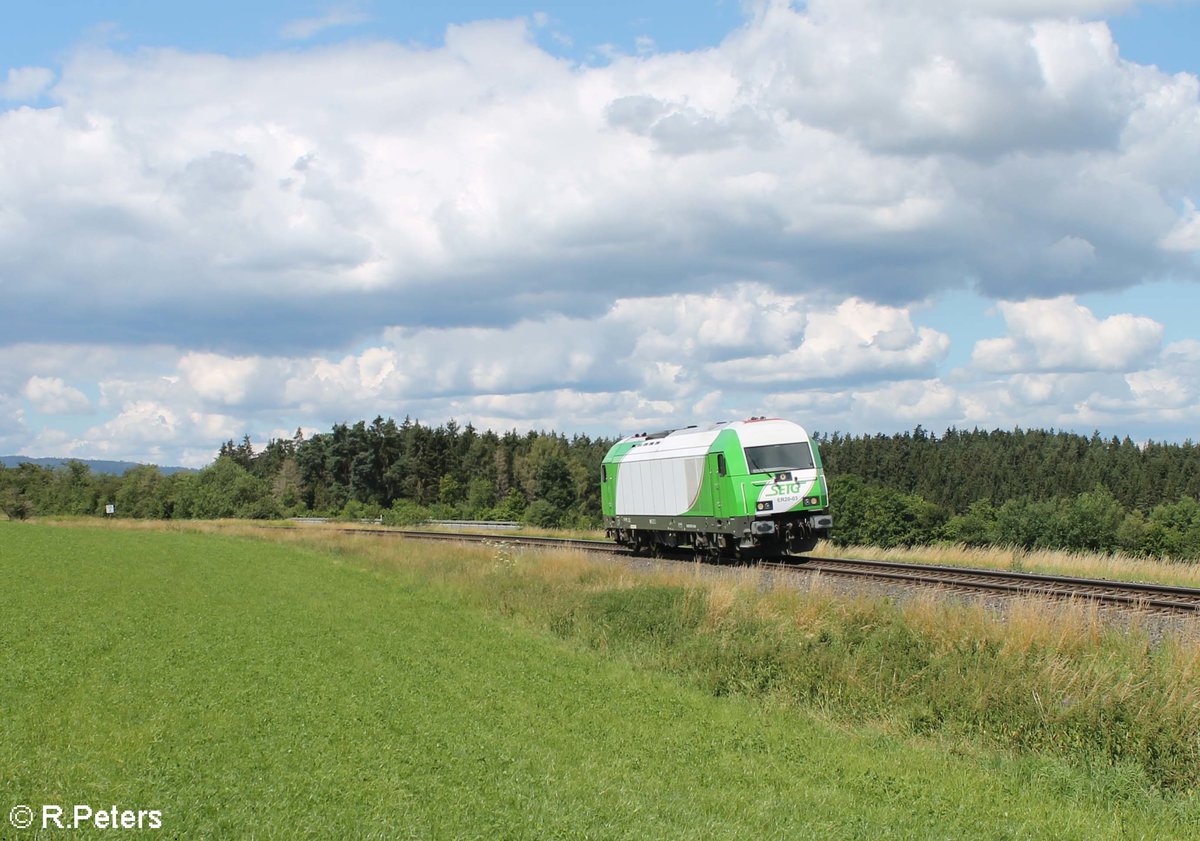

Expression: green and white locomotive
xmin=601 ymin=417 xmax=833 ymax=559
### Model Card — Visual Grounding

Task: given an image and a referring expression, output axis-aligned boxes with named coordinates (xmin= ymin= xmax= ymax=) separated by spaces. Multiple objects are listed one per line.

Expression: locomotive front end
xmin=740 ymin=418 xmax=833 ymax=554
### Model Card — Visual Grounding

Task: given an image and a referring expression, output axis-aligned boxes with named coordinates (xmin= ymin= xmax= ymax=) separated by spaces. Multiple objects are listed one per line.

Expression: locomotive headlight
xmin=803 ymin=496 xmax=820 ymax=506
xmin=756 ymin=500 xmax=772 ymax=511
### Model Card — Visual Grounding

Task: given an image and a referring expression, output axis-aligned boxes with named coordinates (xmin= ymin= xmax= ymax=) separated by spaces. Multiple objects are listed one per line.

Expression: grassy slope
xmin=0 ymin=522 xmax=1195 ymax=839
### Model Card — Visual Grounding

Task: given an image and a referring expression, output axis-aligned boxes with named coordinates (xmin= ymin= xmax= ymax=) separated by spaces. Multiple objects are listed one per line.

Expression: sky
xmin=1 ymin=0 xmax=1199 ymax=468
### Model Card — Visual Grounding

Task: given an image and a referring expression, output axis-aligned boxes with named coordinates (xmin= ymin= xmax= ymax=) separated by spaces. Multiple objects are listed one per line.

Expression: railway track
xmin=764 ymin=558 xmax=1200 ymax=615
xmin=340 ymin=527 xmax=1200 ymax=615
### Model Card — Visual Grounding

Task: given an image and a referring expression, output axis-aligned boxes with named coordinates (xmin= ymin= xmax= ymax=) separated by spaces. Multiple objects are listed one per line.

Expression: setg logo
xmin=764 ymin=481 xmax=806 ymax=498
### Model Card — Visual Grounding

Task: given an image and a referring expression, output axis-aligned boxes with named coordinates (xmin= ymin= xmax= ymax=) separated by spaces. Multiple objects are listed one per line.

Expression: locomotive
xmin=601 ymin=417 xmax=832 ymax=559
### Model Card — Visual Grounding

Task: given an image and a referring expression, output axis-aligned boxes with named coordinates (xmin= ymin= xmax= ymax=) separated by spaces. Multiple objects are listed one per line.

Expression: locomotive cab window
xmin=716 ymin=453 xmax=727 ymax=476
xmin=601 ymin=465 xmax=608 ymax=481
xmin=745 ymin=443 xmax=815 ymax=473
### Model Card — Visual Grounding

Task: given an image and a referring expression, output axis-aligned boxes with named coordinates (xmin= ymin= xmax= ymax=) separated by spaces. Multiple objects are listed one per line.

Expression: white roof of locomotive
xmin=615 ymin=418 xmax=810 ymax=463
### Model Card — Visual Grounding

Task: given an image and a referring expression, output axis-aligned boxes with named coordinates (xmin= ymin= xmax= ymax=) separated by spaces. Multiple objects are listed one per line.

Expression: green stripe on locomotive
xmin=599 ymin=440 xmax=637 ymax=517
xmin=683 ymin=427 xmax=749 ymax=517
xmin=697 ymin=429 xmax=828 ymax=519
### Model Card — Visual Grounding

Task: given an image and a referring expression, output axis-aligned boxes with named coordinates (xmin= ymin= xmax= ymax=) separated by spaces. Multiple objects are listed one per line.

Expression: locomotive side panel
xmin=614 ymin=455 xmax=706 ymax=516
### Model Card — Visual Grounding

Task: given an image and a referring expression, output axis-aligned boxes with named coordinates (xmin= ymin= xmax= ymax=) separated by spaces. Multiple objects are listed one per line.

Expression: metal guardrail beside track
xmin=350 ymin=528 xmax=625 ymax=554
xmin=424 ymin=519 xmax=523 ymax=530
xmin=332 ymin=527 xmax=1200 ymax=616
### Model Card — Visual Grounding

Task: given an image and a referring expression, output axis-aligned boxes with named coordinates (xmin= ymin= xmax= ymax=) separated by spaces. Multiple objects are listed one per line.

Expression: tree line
xmin=818 ymin=425 xmax=1200 ymax=513
xmin=4 ymin=420 xmax=1200 ymax=560
xmin=817 ymin=426 xmax=1200 ymax=559
xmin=0 ymin=417 xmax=611 ymax=529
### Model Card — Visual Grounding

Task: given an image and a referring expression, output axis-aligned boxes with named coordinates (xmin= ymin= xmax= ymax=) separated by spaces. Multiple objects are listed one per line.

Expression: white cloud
xmin=706 ymin=298 xmax=949 ymax=386
xmin=971 ymin=297 xmax=1164 ymax=373
xmin=0 ymin=66 xmax=54 ymax=100
xmin=280 ymin=6 xmax=369 ymax=41
xmin=854 ymin=379 xmax=962 ymax=423
xmin=1161 ymin=201 xmax=1200 ymax=252
xmin=1124 ymin=339 xmax=1200 ymax=410
xmin=178 ymin=353 xmax=268 ymax=406
xmin=732 ymin=3 xmax=1137 ymax=158
xmin=3 ymin=2 xmax=1200 ymax=462
xmin=1 ymin=3 xmax=1197 ymax=355
xmin=67 ymin=401 xmax=242 ymax=467
xmin=22 ymin=376 xmax=91 ymax=414
xmin=943 ymin=334 xmax=1200 ymax=438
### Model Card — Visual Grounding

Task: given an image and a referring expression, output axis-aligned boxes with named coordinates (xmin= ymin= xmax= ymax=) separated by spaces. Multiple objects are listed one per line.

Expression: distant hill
xmin=0 ymin=455 xmax=197 ymax=476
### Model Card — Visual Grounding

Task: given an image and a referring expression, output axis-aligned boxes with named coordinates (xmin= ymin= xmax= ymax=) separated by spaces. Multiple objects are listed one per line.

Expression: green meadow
xmin=1 ymin=521 xmax=1197 ymax=838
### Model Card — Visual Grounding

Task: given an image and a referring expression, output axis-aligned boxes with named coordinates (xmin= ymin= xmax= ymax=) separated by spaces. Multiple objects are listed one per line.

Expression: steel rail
xmin=764 ymin=559 xmax=1200 ymax=614
xmin=335 ymin=527 xmax=1200 ymax=614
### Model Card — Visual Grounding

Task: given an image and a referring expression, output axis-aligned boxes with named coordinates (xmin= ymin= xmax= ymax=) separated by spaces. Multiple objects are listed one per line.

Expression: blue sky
xmin=2 ymin=2 xmax=742 ymax=60
xmin=2 ymin=1 xmax=1199 ymax=466
xmin=3 ymin=1 xmax=1194 ymax=69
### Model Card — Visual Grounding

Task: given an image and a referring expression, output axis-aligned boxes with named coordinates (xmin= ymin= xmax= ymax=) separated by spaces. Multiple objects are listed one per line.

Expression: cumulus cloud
xmin=1124 ymin=340 xmax=1200 ymax=411
xmin=3 ymin=2 xmax=1200 ymax=462
xmin=930 ymin=305 xmax=1200 ymax=439
xmin=970 ymin=296 xmax=1164 ymax=373
xmin=178 ymin=353 xmax=271 ymax=406
xmin=7 ymin=288 xmax=1200 ymax=463
xmin=605 ymin=95 xmax=775 ymax=155
xmin=163 ymin=287 xmax=947 ymax=419
xmin=0 ymin=66 xmax=54 ymax=100
xmin=853 ymin=379 xmax=962 ymax=424
xmin=22 ymin=376 xmax=92 ymax=414
xmin=70 ymin=400 xmax=242 ymax=467
xmin=1161 ymin=202 xmax=1200 ymax=252
xmin=706 ymin=298 xmax=950 ymax=387
xmin=1 ymin=2 xmax=1197 ymax=353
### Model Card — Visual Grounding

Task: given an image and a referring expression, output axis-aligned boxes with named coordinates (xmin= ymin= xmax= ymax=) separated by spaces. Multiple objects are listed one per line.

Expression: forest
xmin=4 ymin=418 xmax=1200 ymax=560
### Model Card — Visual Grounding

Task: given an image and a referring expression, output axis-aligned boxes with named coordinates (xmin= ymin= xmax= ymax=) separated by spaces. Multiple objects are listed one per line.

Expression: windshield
xmin=744 ymin=442 xmax=815 ymax=473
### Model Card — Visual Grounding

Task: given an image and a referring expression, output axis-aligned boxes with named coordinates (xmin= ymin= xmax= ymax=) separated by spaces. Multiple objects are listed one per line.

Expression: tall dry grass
xmin=822 ymin=539 xmax=1200 ymax=588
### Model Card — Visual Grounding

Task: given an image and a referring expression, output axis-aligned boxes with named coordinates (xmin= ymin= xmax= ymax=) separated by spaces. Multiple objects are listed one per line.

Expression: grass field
xmin=2 ymin=521 xmax=1198 ymax=838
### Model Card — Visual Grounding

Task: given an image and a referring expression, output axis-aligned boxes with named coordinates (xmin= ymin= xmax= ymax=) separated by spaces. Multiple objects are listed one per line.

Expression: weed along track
xmin=764 ymin=558 xmax=1200 ymax=617
xmin=337 ymin=527 xmax=1200 ymax=618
